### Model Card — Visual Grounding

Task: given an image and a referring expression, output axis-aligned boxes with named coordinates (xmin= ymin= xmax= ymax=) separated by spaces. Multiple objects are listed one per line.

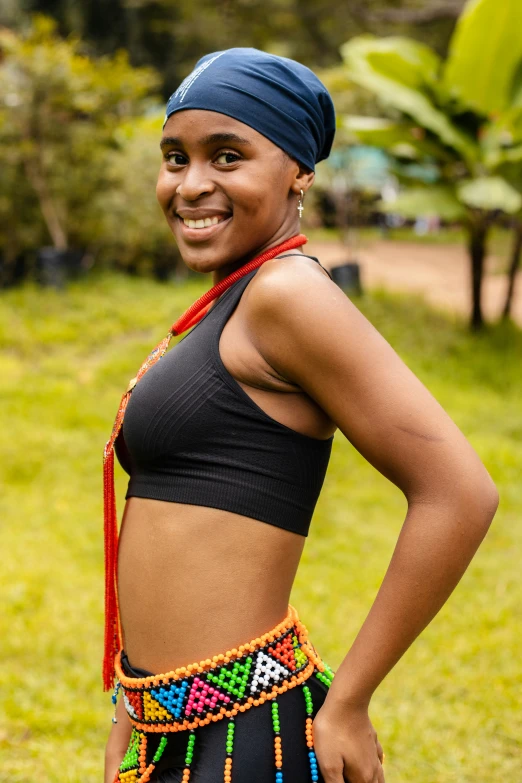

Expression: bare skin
xmin=105 ymin=109 xmax=499 ymax=783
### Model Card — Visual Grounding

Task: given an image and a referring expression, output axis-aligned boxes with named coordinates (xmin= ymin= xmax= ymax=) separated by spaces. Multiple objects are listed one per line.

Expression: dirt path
xmin=306 ymin=237 xmax=522 ymax=326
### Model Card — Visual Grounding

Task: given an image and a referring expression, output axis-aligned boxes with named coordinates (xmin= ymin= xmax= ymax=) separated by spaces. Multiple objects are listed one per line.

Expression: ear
xmin=290 ymin=164 xmax=315 ymax=196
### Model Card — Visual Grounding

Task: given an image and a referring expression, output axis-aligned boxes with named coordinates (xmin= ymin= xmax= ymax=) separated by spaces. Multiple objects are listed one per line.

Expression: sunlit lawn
xmin=1 ymin=270 xmax=520 ymax=782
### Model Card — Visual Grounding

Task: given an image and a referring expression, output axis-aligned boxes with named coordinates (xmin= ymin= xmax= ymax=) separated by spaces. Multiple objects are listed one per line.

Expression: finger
xmin=376 ymin=740 xmax=384 ymax=763
xmin=319 ymin=758 xmax=345 ymax=783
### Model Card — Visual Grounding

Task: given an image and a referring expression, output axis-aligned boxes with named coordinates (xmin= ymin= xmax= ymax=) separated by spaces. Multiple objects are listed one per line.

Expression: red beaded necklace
xmin=102 ymin=233 xmax=308 ymax=690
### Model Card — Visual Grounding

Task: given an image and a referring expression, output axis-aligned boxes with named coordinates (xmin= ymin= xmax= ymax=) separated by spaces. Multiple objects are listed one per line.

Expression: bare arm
xmin=248 ymin=258 xmax=499 ymax=782
xmin=105 ymin=696 xmax=132 ymax=783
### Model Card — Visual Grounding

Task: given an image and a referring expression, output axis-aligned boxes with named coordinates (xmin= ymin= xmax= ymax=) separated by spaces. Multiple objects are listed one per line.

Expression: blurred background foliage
xmin=2 ymin=0 xmax=522 ymax=328
xmin=1 ymin=2 xmax=521 ymax=781
xmin=0 ymin=0 xmax=467 ymax=279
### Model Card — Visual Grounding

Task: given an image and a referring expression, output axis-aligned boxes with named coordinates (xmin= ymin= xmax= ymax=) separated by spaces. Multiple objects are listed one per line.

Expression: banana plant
xmin=336 ymin=0 xmax=522 ymax=329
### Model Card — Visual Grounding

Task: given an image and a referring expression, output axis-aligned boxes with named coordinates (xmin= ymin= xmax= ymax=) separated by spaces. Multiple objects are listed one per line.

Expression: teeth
xmin=182 ymin=216 xmax=224 ymax=229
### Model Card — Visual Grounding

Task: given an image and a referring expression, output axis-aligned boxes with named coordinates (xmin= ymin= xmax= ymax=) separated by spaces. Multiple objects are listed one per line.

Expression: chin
xmin=177 ymin=244 xmax=233 ymax=275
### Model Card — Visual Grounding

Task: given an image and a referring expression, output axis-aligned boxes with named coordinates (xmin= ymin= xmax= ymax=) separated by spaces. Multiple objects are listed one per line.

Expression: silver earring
xmin=297 ymin=189 xmax=304 ymax=219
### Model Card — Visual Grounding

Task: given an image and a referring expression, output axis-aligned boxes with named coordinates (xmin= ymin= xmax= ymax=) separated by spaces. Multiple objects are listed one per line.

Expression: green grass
xmin=1 ymin=271 xmax=520 ymax=782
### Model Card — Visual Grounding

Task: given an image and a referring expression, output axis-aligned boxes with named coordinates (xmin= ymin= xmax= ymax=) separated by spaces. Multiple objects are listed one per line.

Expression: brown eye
xmin=215 ymin=152 xmax=240 ymax=165
xmin=166 ymin=152 xmax=187 ymax=165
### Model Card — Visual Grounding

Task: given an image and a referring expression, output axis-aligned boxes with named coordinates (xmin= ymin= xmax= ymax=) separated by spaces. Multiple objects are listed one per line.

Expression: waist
xmin=117 ymin=499 xmax=306 ymax=672
xmin=115 ymin=604 xmax=333 ymax=734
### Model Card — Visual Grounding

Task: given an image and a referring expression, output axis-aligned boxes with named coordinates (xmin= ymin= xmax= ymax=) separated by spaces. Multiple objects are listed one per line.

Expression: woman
xmin=104 ymin=48 xmax=499 ymax=783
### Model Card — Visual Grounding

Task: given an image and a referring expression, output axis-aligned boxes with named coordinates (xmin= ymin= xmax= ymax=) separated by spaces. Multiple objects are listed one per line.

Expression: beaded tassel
xmin=111 ymin=680 xmax=121 ymax=723
xmin=315 ymin=663 xmax=334 ymax=689
xmin=181 ymin=730 xmax=196 ymax=782
xmin=271 ymin=698 xmax=283 ymax=783
xmin=303 ymin=685 xmax=319 ymax=782
xmin=224 ymin=717 xmax=235 ymax=782
xmin=102 ymin=233 xmax=308 ymax=690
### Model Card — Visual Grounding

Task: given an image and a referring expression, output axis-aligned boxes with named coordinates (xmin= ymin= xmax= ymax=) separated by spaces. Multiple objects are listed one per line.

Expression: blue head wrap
xmin=163 ymin=48 xmax=336 ymax=172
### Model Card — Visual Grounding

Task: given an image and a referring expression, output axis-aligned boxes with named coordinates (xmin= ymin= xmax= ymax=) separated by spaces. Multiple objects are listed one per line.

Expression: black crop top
xmin=114 ymin=255 xmax=334 ymax=536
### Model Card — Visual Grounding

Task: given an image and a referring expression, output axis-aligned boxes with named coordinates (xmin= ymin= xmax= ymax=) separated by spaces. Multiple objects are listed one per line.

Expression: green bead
xmin=153 ymin=736 xmax=168 ymax=762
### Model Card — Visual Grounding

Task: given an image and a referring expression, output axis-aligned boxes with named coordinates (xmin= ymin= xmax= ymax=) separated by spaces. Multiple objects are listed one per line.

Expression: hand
xmin=312 ymin=698 xmax=385 ymax=783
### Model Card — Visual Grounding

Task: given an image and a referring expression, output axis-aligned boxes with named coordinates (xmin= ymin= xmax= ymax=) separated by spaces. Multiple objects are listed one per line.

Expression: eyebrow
xmin=160 ymin=132 xmax=253 ymax=150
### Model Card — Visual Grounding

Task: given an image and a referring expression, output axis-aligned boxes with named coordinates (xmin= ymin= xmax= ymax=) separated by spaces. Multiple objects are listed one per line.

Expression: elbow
xmin=459 ymin=470 xmax=499 ymax=535
xmin=480 ymin=475 xmax=500 ymax=525
xmin=410 ymin=467 xmax=499 ymax=534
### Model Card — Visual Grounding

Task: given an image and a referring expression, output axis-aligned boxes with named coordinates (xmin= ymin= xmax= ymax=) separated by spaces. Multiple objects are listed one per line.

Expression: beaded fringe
xmin=182 ymin=730 xmax=196 ymax=782
xmin=272 ymin=698 xmax=283 ymax=782
xmin=102 ymin=234 xmax=308 ymax=691
xmin=114 ymin=729 xmax=169 ymax=783
xmin=115 ymin=666 xmax=335 ymax=782
xmin=223 ymin=717 xmax=235 ymax=782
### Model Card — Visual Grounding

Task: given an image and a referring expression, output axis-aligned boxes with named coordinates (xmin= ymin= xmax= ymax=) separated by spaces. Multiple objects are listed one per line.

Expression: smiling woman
xmin=156 ymin=116 xmax=317 ymax=277
xmin=103 ymin=48 xmax=498 ymax=783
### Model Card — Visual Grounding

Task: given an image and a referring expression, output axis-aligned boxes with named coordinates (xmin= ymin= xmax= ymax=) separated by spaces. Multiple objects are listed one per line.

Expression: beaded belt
xmin=113 ymin=604 xmax=334 ymax=783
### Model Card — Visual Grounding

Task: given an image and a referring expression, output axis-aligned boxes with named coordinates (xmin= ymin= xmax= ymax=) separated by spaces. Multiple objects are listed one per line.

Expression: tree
xmin=10 ymin=0 xmax=467 ymax=99
xmin=93 ymin=112 xmax=181 ymax=279
xmin=0 ymin=14 xmax=160 ymax=256
xmin=332 ymin=0 xmax=522 ymax=329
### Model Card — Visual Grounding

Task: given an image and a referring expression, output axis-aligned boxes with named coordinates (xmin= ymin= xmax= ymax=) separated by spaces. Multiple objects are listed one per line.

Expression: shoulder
xmin=245 ymin=253 xmax=342 ymax=325
xmin=244 ymin=252 xmax=363 ymax=348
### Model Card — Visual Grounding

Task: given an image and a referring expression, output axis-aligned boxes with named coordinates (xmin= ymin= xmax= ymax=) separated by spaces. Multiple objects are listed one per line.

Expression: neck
xmin=212 ymin=230 xmax=304 ymax=287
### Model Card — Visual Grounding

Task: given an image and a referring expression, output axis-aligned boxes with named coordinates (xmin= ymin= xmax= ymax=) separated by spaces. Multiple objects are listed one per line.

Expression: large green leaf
xmin=444 ymin=0 xmax=522 ymax=115
xmin=457 ymin=176 xmax=522 ymax=213
xmin=343 ymin=116 xmax=455 ymax=161
xmin=379 ymin=185 xmax=466 ymax=221
xmin=341 ymin=36 xmax=478 ymax=165
xmin=343 ymin=117 xmax=418 ymax=147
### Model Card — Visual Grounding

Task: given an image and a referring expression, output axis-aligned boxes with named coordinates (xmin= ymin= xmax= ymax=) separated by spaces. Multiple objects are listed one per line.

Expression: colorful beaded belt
xmin=113 ymin=604 xmax=334 ymax=783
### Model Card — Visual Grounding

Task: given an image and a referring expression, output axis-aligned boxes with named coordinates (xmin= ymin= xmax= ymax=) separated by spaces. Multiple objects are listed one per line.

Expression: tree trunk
xmin=23 ymin=156 xmax=68 ymax=250
xmin=467 ymin=215 xmax=489 ymax=331
xmin=502 ymin=220 xmax=522 ymax=320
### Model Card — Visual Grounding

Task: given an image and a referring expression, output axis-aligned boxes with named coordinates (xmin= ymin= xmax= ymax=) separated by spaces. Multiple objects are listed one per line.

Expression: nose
xmin=176 ymin=161 xmax=215 ymax=201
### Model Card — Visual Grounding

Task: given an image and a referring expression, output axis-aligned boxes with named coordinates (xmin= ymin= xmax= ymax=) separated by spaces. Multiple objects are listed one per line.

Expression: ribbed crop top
xmin=114 ymin=256 xmax=334 ymax=536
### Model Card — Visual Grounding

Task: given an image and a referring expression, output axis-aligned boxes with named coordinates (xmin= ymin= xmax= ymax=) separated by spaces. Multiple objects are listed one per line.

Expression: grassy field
xmin=1 ymin=270 xmax=520 ymax=782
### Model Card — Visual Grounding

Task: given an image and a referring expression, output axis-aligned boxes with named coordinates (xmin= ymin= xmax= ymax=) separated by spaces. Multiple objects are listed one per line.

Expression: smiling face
xmin=156 ymin=109 xmax=314 ymax=279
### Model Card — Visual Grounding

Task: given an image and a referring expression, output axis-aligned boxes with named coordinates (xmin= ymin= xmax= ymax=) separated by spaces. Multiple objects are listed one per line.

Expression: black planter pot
xmin=330 ymin=262 xmax=363 ymax=295
xmin=36 ymin=248 xmax=86 ymax=288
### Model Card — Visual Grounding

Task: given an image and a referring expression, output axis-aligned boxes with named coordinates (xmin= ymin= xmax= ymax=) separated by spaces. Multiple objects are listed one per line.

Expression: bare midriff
xmin=117 ymin=257 xmax=336 ymax=675
xmin=117 ymin=498 xmax=306 ymax=674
